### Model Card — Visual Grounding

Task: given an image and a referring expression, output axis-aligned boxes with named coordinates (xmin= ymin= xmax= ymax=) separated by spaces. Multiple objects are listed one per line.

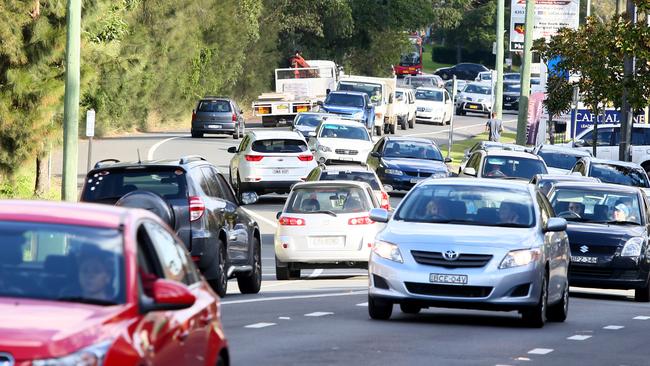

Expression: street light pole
xmin=495 ymin=0 xmax=505 ymax=121
xmin=516 ymin=0 xmax=535 ymax=145
xmin=619 ymin=0 xmax=637 ymax=161
xmin=61 ymin=0 xmax=81 ymax=201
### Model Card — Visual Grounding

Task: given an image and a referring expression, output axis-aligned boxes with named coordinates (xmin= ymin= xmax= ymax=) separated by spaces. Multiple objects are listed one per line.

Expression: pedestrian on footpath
xmin=485 ymin=112 xmax=503 ymax=142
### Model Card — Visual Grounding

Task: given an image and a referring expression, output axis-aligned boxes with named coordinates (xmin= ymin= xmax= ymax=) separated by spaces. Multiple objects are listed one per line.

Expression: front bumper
xmin=458 ymin=101 xmax=491 ymax=114
xmin=503 ymin=97 xmax=520 ymax=110
xmin=415 ymin=111 xmax=444 ymax=123
xmin=315 ymin=150 xmax=368 ymax=165
xmin=569 ymin=255 xmax=650 ymax=290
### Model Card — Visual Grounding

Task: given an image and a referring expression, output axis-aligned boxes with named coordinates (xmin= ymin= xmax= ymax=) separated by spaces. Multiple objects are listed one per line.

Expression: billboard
xmin=571 ymin=109 xmax=647 ymax=137
xmin=510 ymin=0 xmax=580 ymax=52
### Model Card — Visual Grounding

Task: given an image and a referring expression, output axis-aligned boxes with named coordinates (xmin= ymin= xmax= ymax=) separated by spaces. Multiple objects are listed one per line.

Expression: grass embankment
xmin=0 ymin=162 xmax=61 ymax=200
xmin=422 ymin=47 xmax=452 ymax=74
xmin=440 ymin=131 xmax=517 ymax=172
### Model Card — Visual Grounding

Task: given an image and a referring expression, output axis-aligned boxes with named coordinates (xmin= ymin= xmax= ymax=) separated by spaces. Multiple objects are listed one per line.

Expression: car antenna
xmin=137 ymin=148 xmax=142 ymax=164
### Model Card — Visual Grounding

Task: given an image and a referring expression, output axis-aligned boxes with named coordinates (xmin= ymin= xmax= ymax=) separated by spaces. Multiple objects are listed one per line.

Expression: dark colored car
xmin=503 ymin=82 xmax=521 ymax=110
xmin=548 ymin=182 xmax=650 ymax=302
xmin=0 ymin=200 xmax=229 ymax=365
xmin=571 ymin=157 xmax=650 ymax=189
xmin=80 ymin=156 xmax=262 ymax=297
xmin=366 ymin=137 xmax=451 ymax=191
xmin=533 ymin=144 xmax=592 ymax=174
xmin=191 ymin=96 xmax=245 ymax=139
xmin=434 ymin=63 xmax=489 ymax=81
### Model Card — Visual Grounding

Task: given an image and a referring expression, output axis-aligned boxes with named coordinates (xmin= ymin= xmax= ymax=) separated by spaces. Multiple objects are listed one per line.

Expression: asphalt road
xmin=53 ymin=113 xmax=650 ymax=365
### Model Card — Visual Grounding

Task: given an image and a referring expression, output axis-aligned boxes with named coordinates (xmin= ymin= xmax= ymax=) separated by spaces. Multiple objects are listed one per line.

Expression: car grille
xmin=405 ymin=282 xmax=493 ymax=298
xmin=570 ymin=245 xmax=617 ymax=256
xmin=570 ymin=266 xmax=639 ymax=280
xmin=335 ymin=149 xmax=358 ymax=155
xmin=417 ymin=107 xmax=427 ymax=112
xmin=403 ymin=171 xmax=433 ymax=178
xmin=411 ymin=250 xmax=493 ymax=268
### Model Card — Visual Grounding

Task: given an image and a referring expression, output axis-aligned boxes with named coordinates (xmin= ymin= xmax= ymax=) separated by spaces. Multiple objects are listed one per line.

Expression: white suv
xmin=228 ymin=130 xmax=317 ymax=198
xmin=569 ymin=123 xmax=650 ymax=173
xmin=308 ymin=119 xmax=374 ymax=165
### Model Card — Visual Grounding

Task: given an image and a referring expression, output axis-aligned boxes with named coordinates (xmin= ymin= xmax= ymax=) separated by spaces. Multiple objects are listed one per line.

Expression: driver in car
xmin=613 ymin=203 xmax=631 ymax=222
xmin=567 ymin=202 xmax=585 ymax=217
xmin=485 ymin=162 xmax=506 ymax=177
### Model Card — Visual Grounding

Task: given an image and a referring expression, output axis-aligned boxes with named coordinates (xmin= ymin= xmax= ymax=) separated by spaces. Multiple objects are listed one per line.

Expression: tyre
xmin=521 ymin=274 xmax=548 ymax=328
xmin=191 ymin=131 xmax=203 ymax=138
xmin=275 ymin=258 xmax=300 ymax=280
xmin=445 ymin=114 xmax=451 ymax=125
xmin=408 ymin=116 xmax=415 ymax=129
xmin=634 ymin=279 xmax=650 ymax=302
xmin=237 ymin=237 xmax=262 ymax=294
xmin=368 ymin=295 xmax=393 ymax=320
xmin=548 ymin=279 xmax=569 ymax=322
xmin=400 ymin=117 xmax=407 ymax=130
xmin=400 ymin=303 xmax=421 ymax=314
xmin=389 ymin=123 xmax=396 ymax=134
xmin=375 ymin=125 xmax=383 ymax=137
xmin=233 ymin=124 xmax=241 ymax=139
xmin=208 ymin=242 xmax=228 ymax=297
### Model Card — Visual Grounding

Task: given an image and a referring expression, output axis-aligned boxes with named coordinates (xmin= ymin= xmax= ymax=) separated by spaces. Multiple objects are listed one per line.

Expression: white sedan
xmin=274 ymin=181 xmax=383 ymax=279
xmin=308 ymin=119 xmax=374 ymax=165
xmin=414 ymin=87 xmax=454 ymax=125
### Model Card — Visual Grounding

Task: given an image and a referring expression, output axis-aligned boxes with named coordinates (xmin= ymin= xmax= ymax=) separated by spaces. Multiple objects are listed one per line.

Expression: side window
xmin=306 ymin=168 xmax=319 ymax=181
xmin=573 ymin=161 xmax=585 ymax=174
xmin=644 ymin=129 xmax=650 ymax=146
xmin=215 ymin=172 xmax=237 ymax=203
xmin=374 ymin=139 xmax=385 ymax=153
xmin=467 ymin=152 xmax=481 ymax=170
xmin=189 ymin=167 xmax=209 ymax=196
xmin=137 ymin=224 xmax=164 ymax=298
xmin=200 ymin=167 xmax=225 ymax=199
xmin=143 ymin=221 xmax=191 ymax=285
xmin=581 ymin=128 xmax=614 ymax=147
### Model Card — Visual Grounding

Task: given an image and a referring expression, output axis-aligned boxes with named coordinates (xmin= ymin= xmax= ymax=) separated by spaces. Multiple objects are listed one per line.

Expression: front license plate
xmin=430 ymin=273 xmax=468 ymax=285
xmin=208 ymin=124 xmax=222 ymax=129
xmin=410 ymin=178 xmax=424 ymax=184
xmin=308 ymin=236 xmax=345 ymax=249
xmin=272 ymin=169 xmax=289 ymax=174
xmin=469 ymin=105 xmax=478 ymax=109
xmin=571 ymin=256 xmax=598 ymax=264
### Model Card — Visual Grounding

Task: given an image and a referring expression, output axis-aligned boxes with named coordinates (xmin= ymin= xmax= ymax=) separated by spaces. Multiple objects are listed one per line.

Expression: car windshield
xmin=252 ymin=139 xmax=308 ymax=153
xmin=319 ymin=124 xmax=370 ymax=141
xmin=550 ymin=188 xmax=641 ymax=225
xmin=463 ymin=84 xmax=492 ymax=95
xmin=325 ymin=93 xmax=365 ymax=108
xmin=482 ymin=156 xmax=547 ymax=180
xmin=394 ymin=185 xmax=535 ymax=228
xmin=294 ymin=115 xmax=323 ymax=128
xmin=538 ymin=151 xmax=582 ymax=170
xmin=81 ymin=168 xmax=187 ymax=204
xmin=410 ymin=78 xmax=436 ymax=88
xmin=383 ymin=140 xmax=443 ymax=161
xmin=590 ymin=163 xmax=649 ymax=188
xmin=320 ymin=171 xmax=381 ymax=190
xmin=197 ymin=100 xmax=231 ymax=113
xmin=504 ymin=84 xmax=521 ymax=93
xmin=336 ymin=82 xmax=382 ymax=102
xmin=0 ymin=221 xmax=125 ymax=304
xmin=285 ymin=186 xmax=371 ymax=214
xmin=415 ymin=90 xmax=443 ymax=101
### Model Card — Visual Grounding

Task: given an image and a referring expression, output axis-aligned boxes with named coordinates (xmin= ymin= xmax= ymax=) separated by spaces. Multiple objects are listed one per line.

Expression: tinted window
xmin=415 ymin=89 xmax=443 ymax=101
xmin=550 ymin=188 xmax=641 ymax=224
xmin=294 ymin=114 xmax=324 ymax=128
xmin=286 ymin=186 xmax=371 ymax=214
xmin=482 ymin=156 xmax=548 ymax=179
xmin=319 ymin=124 xmax=370 ymax=141
xmin=215 ymin=173 xmax=238 ymax=203
xmin=251 ymin=139 xmax=308 ymax=153
xmin=197 ymin=100 xmax=231 ymax=112
xmin=200 ymin=167 xmax=224 ymax=198
xmin=590 ymin=163 xmax=649 ymax=188
xmin=82 ymin=168 xmax=187 ymax=203
xmin=538 ymin=151 xmax=582 ymax=170
xmin=325 ymin=93 xmax=365 ymax=107
xmin=463 ymin=84 xmax=491 ymax=95
xmin=319 ymin=170 xmax=381 ymax=190
xmin=394 ymin=185 xmax=535 ymax=228
xmin=579 ymin=128 xmax=614 ymax=146
xmin=383 ymin=140 xmax=443 ymax=161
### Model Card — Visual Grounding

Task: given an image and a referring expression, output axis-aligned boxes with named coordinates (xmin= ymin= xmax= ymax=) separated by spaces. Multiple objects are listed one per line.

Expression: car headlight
xmin=499 ymin=249 xmax=540 ymax=269
xmin=319 ymin=145 xmax=332 ymax=152
xmin=621 ymin=237 xmax=644 ymax=257
xmin=373 ymin=240 xmax=403 ymax=263
xmin=33 ymin=340 xmax=113 ymax=366
xmin=384 ymin=168 xmax=403 ymax=176
xmin=353 ymin=112 xmax=365 ymax=119
xmin=465 ymin=97 xmax=472 ymax=101
xmin=431 ymin=171 xmax=448 ymax=178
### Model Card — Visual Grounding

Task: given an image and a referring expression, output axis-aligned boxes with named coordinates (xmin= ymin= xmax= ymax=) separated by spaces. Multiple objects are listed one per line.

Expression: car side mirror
xmin=317 ymin=101 xmax=324 ymax=106
xmin=462 ymin=167 xmax=477 ymax=177
xmin=141 ymin=279 xmax=196 ymax=313
xmin=369 ymin=208 xmax=391 ymax=223
xmin=444 ymin=157 xmax=453 ymax=163
xmin=544 ymin=217 xmax=567 ymax=233
xmin=574 ymin=139 xmax=585 ymax=147
xmin=463 ymin=149 xmax=470 ymax=157
xmin=241 ymin=192 xmax=258 ymax=205
xmin=276 ymin=211 xmax=282 ymax=220
xmin=227 ymin=146 xmax=237 ymax=153
xmin=326 ymin=89 xmax=331 ymax=95
xmin=370 ymin=151 xmax=381 ymax=158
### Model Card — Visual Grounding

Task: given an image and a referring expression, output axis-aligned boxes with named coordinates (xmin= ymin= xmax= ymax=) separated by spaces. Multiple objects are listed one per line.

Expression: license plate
xmin=469 ymin=105 xmax=478 ymax=109
xmin=308 ymin=236 xmax=345 ymax=249
xmin=410 ymin=178 xmax=424 ymax=184
xmin=208 ymin=124 xmax=222 ymax=129
xmin=273 ymin=169 xmax=289 ymax=174
xmin=430 ymin=273 xmax=468 ymax=285
xmin=571 ymin=256 xmax=598 ymax=264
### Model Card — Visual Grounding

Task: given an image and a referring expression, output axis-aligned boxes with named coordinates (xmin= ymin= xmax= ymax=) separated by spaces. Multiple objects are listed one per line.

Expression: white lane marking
xmin=305 ymin=312 xmax=334 ymax=317
xmin=241 ymin=207 xmax=278 ymax=228
xmin=515 ymin=357 xmax=531 ymax=361
xmin=634 ymin=316 xmax=650 ymax=320
xmin=147 ymin=136 xmax=182 ymax=160
xmin=527 ymin=348 xmax=554 ymax=355
xmin=244 ymin=322 xmax=276 ymax=329
xmin=356 ymin=302 xmax=368 ymax=307
xmin=403 ymin=119 xmax=516 ymax=138
xmin=278 ymin=316 xmax=291 ymax=320
xmin=567 ymin=335 xmax=592 ymax=341
xmin=603 ymin=325 xmax=624 ymax=330
xmin=308 ymin=269 xmax=323 ymax=278
xmin=220 ymin=290 xmax=366 ymax=305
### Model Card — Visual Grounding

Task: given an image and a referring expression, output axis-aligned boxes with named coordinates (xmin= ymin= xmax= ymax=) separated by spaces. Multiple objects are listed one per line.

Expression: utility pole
xmin=586 ymin=0 xmax=591 ymax=17
xmin=61 ymin=0 xmax=81 ymax=201
xmin=619 ymin=0 xmax=637 ymax=161
xmin=516 ymin=0 xmax=535 ymax=145
xmin=494 ymin=0 xmax=505 ymax=121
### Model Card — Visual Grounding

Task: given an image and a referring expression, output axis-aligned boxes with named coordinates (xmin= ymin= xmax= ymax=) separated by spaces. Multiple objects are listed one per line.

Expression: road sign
xmin=510 ymin=0 xmax=580 ymax=52
xmin=85 ymin=109 xmax=95 ymax=137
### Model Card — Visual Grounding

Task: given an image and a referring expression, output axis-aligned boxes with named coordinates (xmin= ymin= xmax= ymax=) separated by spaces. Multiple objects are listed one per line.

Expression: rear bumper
xmin=415 ymin=111 xmax=444 ymax=123
xmin=192 ymin=122 xmax=238 ymax=134
xmin=569 ymin=258 xmax=650 ymax=290
xmin=240 ymin=180 xmax=301 ymax=194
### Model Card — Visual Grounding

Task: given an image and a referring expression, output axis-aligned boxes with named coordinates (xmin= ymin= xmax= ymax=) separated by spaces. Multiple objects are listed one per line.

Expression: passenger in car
xmin=567 ymin=202 xmax=585 ymax=217
xmin=425 ymin=198 xmax=450 ymax=220
xmin=76 ymin=250 xmax=115 ymax=301
xmin=498 ymin=202 xmax=521 ymax=224
xmin=613 ymin=203 xmax=631 ymax=222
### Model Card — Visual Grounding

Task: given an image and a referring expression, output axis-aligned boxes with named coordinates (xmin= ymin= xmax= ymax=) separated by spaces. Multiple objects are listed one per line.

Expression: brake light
xmin=245 ymin=155 xmax=264 ymax=162
xmin=297 ymin=155 xmax=314 ymax=162
xmin=232 ymin=113 xmax=237 ymax=122
xmin=380 ymin=191 xmax=391 ymax=210
xmin=348 ymin=216 xmax=374 ymax=225
xmin=279 ymin=216 xmax=306 ymax=226
xmin=191 ymin=110 xmax=196 ymax=122
xmin=189 ymin=196 xmax=205 ymax=221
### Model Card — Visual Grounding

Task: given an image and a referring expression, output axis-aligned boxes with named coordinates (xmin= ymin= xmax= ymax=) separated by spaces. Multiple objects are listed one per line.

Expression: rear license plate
xmin=273 ymin=169 xmax=289 ymax=174
xmin=430 ymin=273 xmax=468 ymax=285
xmin=208 ymin=124 xmax=222 ymax=129
xmin=410 ymin=178 xmax=424 ymax=184
xmin=308 ymin=236 xmax=345 ymax=249
xmin=468 ymin=105 xmax=478 ymax=109
xmin=571 ymin=256 xmax=598 ymax=264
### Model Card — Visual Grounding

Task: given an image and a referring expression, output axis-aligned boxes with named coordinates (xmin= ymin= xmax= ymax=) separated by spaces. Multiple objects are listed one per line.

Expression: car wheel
xmin=547 ymin=279 xmax=569 ymax=322
xmin=275 ymin=258 xmax=300 ymax=280
xmin=399 ymin=303 xmax=421 ymax=314
xmin=237 ymin=237 xmax=262 ymax=294
xmin=389 ymin=123 xmax=396 ymax=134
xmin=368 ymin=295 xmax=392 ymax=320
xmin=375 ymin=125 xmax=383 ymax=137
xmin=408 ymin=116 xmax=415 ymax=129
xmin=521 ymin=274 xmax=548 ymax=328
xmin=233 ymin=125 xmax=240 ymax=140
xmin=191 ymin=131 xmax=203 ymax=138
xmin=400 ymin=117 xmax=407 ymax=130
xmin=208 ymin=242 xmax=228 ymax=297
xmin=634 ymin=279 xmax=650 ymax=302
xmin=216 ymin=355 xmax=226 ymax=366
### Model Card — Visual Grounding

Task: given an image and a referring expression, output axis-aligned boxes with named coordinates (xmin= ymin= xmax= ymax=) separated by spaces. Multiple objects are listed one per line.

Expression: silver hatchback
xmin=368 ymin=178 xmax=570 ymax=327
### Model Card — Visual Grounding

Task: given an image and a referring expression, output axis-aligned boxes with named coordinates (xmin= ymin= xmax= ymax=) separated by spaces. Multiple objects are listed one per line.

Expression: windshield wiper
xmin=495 ymin=222 xmax=529 ymax=228
xmin=302 ymin=210 xmax=338 ymax=217
xmin=605 ymin=220 xmax=640 ymax=226
xmin=56 ymin=296 xmax=118 ymax=306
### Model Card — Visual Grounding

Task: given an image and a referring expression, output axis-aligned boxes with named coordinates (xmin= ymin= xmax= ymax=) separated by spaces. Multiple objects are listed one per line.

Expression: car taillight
xmin=245 ymin=155 xmax=264 ymax=162
xmin=380 ymin=191 xmax=390 ymax=210
xmin=348 ymin=216 xmax=374 ymax=225
xmin=232 ymin=113 xmax=237 ymax=122
xmin=297 ymin=154 xmax=313 ymax=161
xmin=191 ymin=110 xmax=196 ymax=122
xmin=278 ymin=216 xmax=306 ymax=226
xmin=189 ymin=196 xmax=205 ymax=221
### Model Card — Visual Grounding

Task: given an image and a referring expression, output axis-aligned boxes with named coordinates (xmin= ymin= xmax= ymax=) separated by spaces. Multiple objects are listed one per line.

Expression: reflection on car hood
xmin=566 ymin=222 xmax=644 ymax=247
xmin=322 ymin=105 xmax=364 ymax=115
xmin=382 ymin=157 xmax=447 ymax=172
xmin=318 ymin=137 xmax=373 ymax=149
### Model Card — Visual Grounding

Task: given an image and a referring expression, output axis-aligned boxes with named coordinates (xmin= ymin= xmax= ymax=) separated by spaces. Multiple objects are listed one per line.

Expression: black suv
xmin=80 ymin=156 xmax=261 ymax=297
xmin=434 ymin=63 xmax=488 ymax=81
xmin=191 ymin=96 xmax=245 ymax=139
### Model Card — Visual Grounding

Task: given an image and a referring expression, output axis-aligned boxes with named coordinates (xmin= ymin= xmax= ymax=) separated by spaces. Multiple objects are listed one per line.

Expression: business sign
xmin=510 ymin=0 xmax=580 ymax=52
xmin=571 ymin=109 xmax=646 ymax=137
xmin=526 ymin=92 xmax=546 ymax=145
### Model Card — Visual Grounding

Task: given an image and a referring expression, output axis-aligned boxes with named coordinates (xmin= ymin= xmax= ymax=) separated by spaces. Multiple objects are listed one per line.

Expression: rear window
xmin=320 ymin=171 xmax=380 ymax=190
xmin=197 ymin=100 xmax=231 ymax=112
xmin=286 ymin=186 xmax=371 ymax=214
xmin=251 ymin=139 xmax=308 ymax=153
xmin=482 ymin=156 xmax=547 ymax=180
xmin=82 ymin=168 xmax=187 ymax=203
xmin=538 ymin=151 xmax=582 ymax=170
xmin=590 ymin=164 xmax=649 ymax=188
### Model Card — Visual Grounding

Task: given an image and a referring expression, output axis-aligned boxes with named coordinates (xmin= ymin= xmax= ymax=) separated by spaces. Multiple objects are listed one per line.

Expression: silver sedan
xmin=367 ymin=178 xmax=570 ymax=327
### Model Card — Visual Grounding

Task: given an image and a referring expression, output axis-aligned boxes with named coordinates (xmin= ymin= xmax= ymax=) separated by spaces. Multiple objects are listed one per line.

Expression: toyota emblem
xmin=0 ymin=353 xmax=14 ymax=366
xmin=442 ymin=250 xmax=459 ymax=261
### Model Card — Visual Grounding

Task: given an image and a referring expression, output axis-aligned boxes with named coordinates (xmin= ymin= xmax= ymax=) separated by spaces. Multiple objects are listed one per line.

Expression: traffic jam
xmin=3 ymin=45 xmax=650 ymax=365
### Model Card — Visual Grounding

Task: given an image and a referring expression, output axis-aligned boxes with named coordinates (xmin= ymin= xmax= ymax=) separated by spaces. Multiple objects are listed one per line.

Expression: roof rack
xmin=93 ymin=159 xmax=120 ymax=169
xmin=179 ymin=155 xmax=207 ymax=164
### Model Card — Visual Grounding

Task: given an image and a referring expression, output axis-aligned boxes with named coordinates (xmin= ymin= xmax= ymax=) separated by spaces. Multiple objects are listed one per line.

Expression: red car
xmin=0 ymin=200 xmax=229 ymax=366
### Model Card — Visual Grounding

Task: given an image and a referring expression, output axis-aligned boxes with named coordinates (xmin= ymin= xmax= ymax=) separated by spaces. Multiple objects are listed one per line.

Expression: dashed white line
xmin=244 ymin=322 xmax=276 ymax=329
xmin=305 ymin=312 xmax=334 ymax=317
xmin=241 ymin=207 xmax=278 ymax=228
xmin=567 ymin=335 xmax=592 ymax=341
xmin=603 ymin=325 xmax=625 ymax=330
xmin=278 ymin=316 xmax=291 ymax=320
xmin=515 ymin=357 xmax=531 ymax=361
xmin=147 ymin=136 xmax=182 ymax=160
xmin=356 ymin=302 xmax=368 ymax=307
xmin=633 ymin=316 xmax=650 ymax=320
xmin=527 ymin=348 xmax=554 ymax=355
xmin=220 ymin=290 xmax=366 ymax=305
